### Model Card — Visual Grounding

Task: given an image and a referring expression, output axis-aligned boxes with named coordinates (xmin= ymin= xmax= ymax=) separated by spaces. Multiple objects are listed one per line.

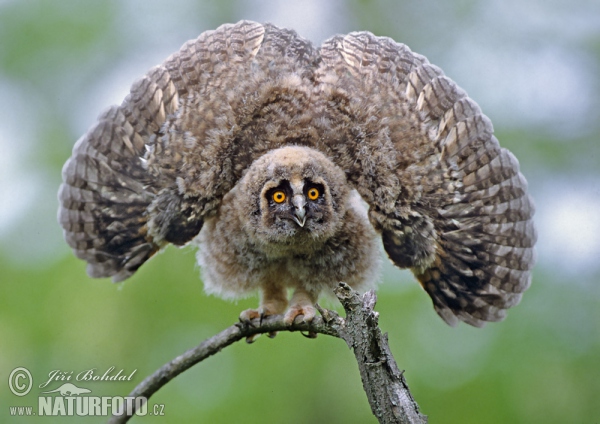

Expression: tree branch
xmin=108 ymin=283 xmax=426 ymax=424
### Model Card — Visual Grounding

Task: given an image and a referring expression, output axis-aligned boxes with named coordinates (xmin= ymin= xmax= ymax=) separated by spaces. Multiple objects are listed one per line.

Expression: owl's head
xmin=238 ymin=146 xmax=350 ymax=247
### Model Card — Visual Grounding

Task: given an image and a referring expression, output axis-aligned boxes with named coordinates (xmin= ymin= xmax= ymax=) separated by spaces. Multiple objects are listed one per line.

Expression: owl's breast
xmin=197 ymin=189 xmax=381 ymax=297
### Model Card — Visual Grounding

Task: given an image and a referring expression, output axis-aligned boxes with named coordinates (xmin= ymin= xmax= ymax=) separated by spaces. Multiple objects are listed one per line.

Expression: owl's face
xmin=262 ymin=176 xmax=327 ymax=232
xmin=238 ymin=146 xmax=349 ymax=246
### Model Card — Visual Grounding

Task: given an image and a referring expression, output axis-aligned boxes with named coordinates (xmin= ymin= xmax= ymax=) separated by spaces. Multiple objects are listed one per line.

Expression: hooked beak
xmin=292 ymin=195 xmax=307 ymax=227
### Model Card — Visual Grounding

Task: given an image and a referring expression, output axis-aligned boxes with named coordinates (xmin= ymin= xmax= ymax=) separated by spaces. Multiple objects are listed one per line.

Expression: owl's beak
xmin=292 ymin=195 xmax=307 ymax=227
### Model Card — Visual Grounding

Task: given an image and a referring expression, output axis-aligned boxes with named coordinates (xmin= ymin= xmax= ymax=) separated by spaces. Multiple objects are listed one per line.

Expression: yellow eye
xmin=272 ymin=190 xmax=286 ymax=203
xmin=307 ymin=187 xmax=319 ymax=201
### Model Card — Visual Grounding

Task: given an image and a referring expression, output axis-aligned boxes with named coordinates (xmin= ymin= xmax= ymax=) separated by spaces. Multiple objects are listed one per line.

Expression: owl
xmin=197 ymin=145 xmax=380 ymax=324
xmin=58 ymin=21 xmax=537 ymax=328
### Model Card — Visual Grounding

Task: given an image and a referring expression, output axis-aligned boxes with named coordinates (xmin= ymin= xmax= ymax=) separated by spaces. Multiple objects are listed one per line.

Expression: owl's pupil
xmin=308 ymin=188 xmax=319 ymax=200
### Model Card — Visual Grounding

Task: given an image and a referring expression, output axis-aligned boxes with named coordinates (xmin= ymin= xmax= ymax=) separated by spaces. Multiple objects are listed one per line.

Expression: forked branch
xmin=108 ymin=283 xmax=426 ymax=424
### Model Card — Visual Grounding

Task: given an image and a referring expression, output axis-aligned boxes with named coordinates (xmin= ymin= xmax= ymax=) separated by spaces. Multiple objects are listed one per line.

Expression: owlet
xmin=58 ymin=21 xmax=537 ymax=328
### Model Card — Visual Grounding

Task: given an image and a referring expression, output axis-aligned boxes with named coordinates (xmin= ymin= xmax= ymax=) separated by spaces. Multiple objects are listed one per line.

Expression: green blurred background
xmin=1 ymin=1 xmax=599 ymax=423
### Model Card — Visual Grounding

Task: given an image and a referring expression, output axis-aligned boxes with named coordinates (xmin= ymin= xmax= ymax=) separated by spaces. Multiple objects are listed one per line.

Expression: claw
xmin=245 ymin=334 xmax=260 ymax=344
xmin=239 ymin=308 xmax=261 ymax=326
xmin=240 ymin=304 xmax=282 ymax=342
xmin=283 ymin=304 xmax=317 ymax=325
xmin=240 ymin=309 xmax=265 ymax=342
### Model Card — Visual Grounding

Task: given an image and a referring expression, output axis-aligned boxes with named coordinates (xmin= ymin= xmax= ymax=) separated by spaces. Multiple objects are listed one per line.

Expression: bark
xmin=108 ymin=283 xmax=426 ymax=424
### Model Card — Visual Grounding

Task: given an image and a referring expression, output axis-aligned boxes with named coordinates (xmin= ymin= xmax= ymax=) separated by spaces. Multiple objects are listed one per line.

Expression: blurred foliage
xmin=1 ymin=1 xmax=599 ymax=423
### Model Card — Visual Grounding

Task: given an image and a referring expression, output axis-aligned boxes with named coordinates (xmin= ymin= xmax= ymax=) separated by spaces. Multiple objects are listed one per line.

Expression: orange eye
xmin=272 ymin=191 xmax=286 ymax=203
xmin=307 ymin=187 xmax=319 ymax=201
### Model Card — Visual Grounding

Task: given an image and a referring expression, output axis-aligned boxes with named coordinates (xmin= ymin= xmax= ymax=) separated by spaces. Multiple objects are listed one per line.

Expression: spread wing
xmin=316 ymin=32 xmax=537 ymax=326
xmin=59 ymin=21 xmax=537 ymax=328
xmin=58 ymin=21 xmax=319 ymax=282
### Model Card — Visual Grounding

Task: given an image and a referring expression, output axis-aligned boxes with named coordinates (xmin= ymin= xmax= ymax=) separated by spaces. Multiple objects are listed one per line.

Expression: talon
xmin=239 ymin=301 xmax=285 ymax=338
xmin=267 ymin=331 xmax=278 ymax=339
xmin=258 ymin=307 xmax=270 ymax=326
xmin=239 ymin=308 xmax=261 ymax=326
xmin=245 ymin=334 xmax=260 ymax=344
xmin=301 ymin=331 xmax=317 ymax=339
xmin=284 ymin=304 xmax=317 ymax=325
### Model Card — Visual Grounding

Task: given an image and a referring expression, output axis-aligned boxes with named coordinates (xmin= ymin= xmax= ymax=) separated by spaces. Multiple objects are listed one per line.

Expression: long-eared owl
xmin=58 ymin=21 xmax=537 ymax=327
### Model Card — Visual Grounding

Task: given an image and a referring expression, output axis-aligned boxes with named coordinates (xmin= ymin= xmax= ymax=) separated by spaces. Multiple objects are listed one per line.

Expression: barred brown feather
xmin=59 ymin=21 xmax=536 ymax=326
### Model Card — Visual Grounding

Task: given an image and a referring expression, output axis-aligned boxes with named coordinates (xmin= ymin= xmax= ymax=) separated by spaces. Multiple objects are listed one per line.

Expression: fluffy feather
xmin=58 ymin=21 xmax=536 ymax=326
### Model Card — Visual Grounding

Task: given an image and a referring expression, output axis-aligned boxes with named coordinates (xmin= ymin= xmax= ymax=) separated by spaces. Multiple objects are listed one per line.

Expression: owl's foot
xmin=238 ymin=304 xmax=282 ymax=326
xmin=284 ymin=304 xmax=317 ymax=339
xmin=239 ymin=306 xmax=280 ymax=343
xmin=283 ymin=288 xmax=318 ymax=326
xmin=240 ymin=287 xmax=288 ymax=343
xmin=283 ymin=303 xmax=317 ymax=325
